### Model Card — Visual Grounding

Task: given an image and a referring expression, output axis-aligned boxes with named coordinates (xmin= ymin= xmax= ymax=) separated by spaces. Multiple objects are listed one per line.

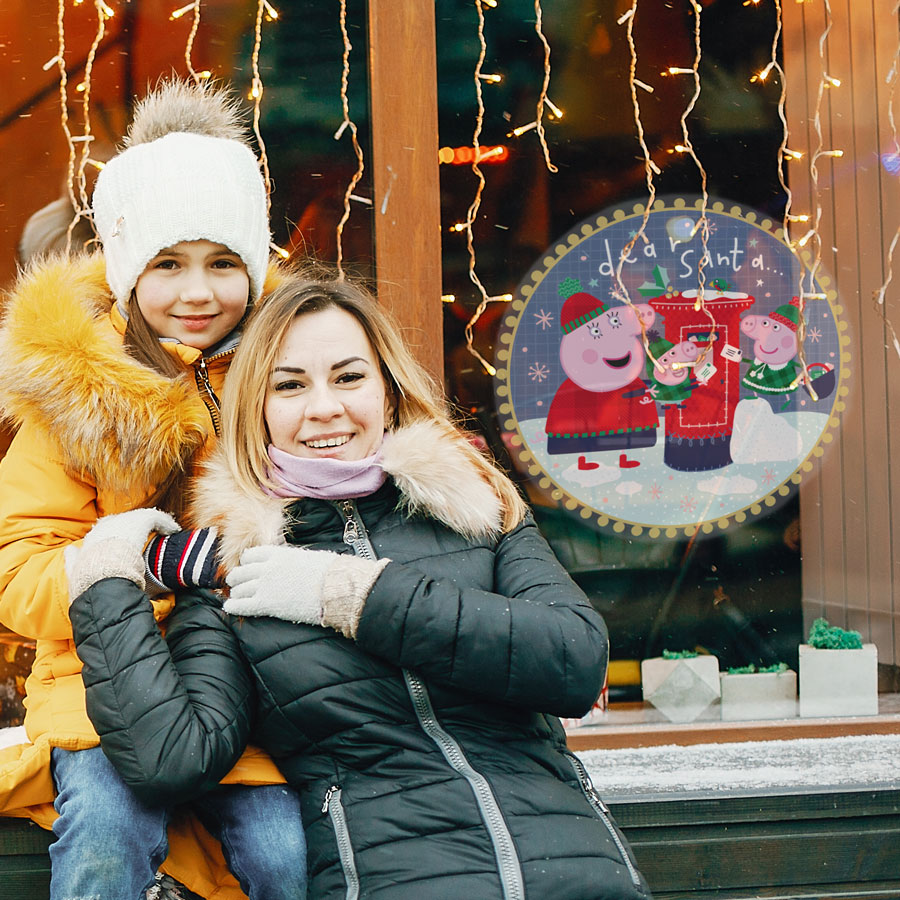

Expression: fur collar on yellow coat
xmin=0 ymin=253 xmax=287 ymax=900
xmin=0 ymin=252 xmax=288 ymax=493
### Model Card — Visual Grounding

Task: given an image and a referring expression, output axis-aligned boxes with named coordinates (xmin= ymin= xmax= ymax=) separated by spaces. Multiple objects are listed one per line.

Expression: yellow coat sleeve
xmin=0 ymin=422 xmax=98 ymax=641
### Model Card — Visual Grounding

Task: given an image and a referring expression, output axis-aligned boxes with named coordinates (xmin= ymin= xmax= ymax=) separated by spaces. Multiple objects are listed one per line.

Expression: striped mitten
xmin=144 ymin=528 xmax=221 ymax=592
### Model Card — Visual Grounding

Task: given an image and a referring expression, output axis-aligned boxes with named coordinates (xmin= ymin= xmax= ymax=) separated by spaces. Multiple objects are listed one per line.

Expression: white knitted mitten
xmin=65 ymin=508 xmax=180 ymax=603
xmin=224 ymin=544 xmax=388 ymax=633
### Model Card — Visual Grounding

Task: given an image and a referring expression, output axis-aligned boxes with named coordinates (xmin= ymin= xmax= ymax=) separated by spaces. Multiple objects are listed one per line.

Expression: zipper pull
xmin=568 ymin=751 xmax=610 ymax=812
xmin=196 ymin=357 xmax=220 ymax=411
xmin=322 ymin=785 xmax=339 ymax=813
xmin=579 ymin=769 xmax=609 ymax=812
xmin=340 ymin=501 xmax=359 ymax=546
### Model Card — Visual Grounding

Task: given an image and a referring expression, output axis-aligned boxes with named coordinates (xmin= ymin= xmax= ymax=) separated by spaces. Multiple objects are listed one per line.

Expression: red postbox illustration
xmin=649 ymin=286 xmax=755 ymax=472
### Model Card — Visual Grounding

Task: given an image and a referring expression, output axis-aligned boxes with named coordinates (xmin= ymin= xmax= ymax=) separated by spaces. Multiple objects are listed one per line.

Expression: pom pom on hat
xmin=92 ymin=79 xmax=271 ymax=306
xmin=558 ymin=278 xmax=607 ymax=334
xmin=769 ymin=297 xmax=802 ymax=332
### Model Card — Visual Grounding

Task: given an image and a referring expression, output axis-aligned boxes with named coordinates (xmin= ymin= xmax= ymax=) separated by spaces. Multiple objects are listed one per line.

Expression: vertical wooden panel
xmin=784 ymin=0 xmax=900 ymax=664
xmin=366 ymin=0 xmax=444 ymax=383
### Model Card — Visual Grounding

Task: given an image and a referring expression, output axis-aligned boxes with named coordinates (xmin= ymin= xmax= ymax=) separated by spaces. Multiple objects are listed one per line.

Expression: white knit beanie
xmin=92 ymin=80 xmax=271 ymax=305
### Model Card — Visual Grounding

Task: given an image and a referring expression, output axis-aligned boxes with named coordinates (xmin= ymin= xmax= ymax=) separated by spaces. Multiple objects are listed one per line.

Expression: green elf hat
xmin=645 ymin=330 xmax=673 ymax=378
xmin=770 ymin=296 xmax=801 ymax=332
xmin=558 ymin=277 xmax=607 ymax=334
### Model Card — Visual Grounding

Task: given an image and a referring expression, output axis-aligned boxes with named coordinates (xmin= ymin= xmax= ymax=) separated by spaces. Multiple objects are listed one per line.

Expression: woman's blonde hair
xmin=219 ymin=270 xmax=527 ymax=531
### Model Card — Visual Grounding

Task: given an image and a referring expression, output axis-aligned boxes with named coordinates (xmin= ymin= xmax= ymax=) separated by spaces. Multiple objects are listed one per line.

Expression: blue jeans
xmin=50 ymin=747 xmax=307 ymax=900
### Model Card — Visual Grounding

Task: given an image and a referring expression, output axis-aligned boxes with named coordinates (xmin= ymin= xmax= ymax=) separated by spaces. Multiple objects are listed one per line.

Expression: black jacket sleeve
xmin=356 ymin=516 xmax=608 ymax=718
xmin=70 ymin=577 xmax=254 ymax=806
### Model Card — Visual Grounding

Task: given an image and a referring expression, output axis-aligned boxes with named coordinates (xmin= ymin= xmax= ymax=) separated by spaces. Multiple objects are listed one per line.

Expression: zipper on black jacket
xmin=194 ymin=355 xmax=222 ymax=436
xmin=334 ymin=500 xmax=377 ymax=560
xmin=333 ymin=501 xmax=526 ymax=900
xmin=404 ymin=671 xmax=525 ymax=900
xmin=564 ymin=751 xmax=643 ymax=889
xmin=322 ymin=785 xmax=360 ymax=900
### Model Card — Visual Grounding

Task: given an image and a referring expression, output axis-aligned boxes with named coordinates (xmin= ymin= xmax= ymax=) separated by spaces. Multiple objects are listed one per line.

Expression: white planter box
xmin=719 ymin=670 xmax=797 ymax=721
xmin=641 ymin=655 xmax=720 ymax=723
xmin=798 ymin=644 xmax=878 ymax=718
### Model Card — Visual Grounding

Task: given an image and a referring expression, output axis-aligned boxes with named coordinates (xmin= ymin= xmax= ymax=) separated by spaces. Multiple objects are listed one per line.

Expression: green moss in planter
xmin=661 ymin=649 xmax=699 ymax=659
xmin=807 ymin=618 xmax=863 ymax=650
xmin=726 ymin=663 xmax=789 ymax=675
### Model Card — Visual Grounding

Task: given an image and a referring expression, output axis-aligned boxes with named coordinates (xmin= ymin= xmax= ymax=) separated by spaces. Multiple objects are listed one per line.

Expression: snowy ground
xmin=578 ymin=733 xmax=900 ymax=798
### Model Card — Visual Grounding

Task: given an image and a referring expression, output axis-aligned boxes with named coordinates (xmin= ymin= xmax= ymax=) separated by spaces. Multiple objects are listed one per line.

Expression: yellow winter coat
xmin=0 ymin=253 xmax=287 ymax=900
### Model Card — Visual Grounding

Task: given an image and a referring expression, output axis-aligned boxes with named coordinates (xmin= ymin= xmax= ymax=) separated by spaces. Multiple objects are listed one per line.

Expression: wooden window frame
xmin=367 ymin=1 xmax=443 ymax=383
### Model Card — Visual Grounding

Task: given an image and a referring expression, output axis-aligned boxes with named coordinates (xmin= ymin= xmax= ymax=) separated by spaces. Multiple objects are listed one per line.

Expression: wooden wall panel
xmin=784 ymin=0 xmax=900 ymax=664
xmin=367 ymin=0 xmax=443 ymax=383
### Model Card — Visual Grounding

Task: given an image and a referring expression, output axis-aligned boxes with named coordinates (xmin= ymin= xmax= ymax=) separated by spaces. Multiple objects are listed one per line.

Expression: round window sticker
xmin=495 ymin=197 xmax=848 ymax=538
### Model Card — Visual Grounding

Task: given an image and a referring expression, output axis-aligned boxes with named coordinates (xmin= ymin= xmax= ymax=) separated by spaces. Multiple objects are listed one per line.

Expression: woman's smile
xmin=302 ymin=434 xmax=352 ymax=450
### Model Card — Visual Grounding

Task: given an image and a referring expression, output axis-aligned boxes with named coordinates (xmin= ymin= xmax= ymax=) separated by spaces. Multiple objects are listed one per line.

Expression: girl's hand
xmin=144 ymin=527 xmax=221 ymax=593
xmin=65 ymin=508 xmax=180 ymax=602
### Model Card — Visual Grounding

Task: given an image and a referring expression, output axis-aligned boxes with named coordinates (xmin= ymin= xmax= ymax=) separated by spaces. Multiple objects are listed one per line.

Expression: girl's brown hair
xmin=122 ymin=295 xmax=204 ymax=516
xmin=219 ymin=270 xmax=527 ymax=532
xmin=123 ymin=293 xmax=186 ymax=379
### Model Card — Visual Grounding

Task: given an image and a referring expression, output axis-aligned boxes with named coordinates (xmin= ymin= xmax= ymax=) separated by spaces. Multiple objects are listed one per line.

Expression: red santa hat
xmin=558 ymin=277 xmax=607 ymax=334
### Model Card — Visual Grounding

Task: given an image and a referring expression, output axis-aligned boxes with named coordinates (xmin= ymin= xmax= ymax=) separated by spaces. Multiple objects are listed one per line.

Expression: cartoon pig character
xmin=740 ymin=298 xmax=802 ymax=408
xmin=545 ymin=279 xmax=658 ymax=454
xmin=645 ymin=334 xmax=700 ymax=407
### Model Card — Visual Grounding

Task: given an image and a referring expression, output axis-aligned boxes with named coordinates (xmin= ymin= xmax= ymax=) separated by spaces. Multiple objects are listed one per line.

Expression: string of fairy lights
xmin=452 ymin=0 xmax=559 ymax=376
xmin=612 ymin=1 xmax=659 ymax=374
xmin=791 ymin=0 xmax=839 ymax=400
xmin=615 ymin=0 xmax=720 ymax=379
xmin=34 ymin=0 xmax=900 ymax=373
xmin=459 ymin=0 xmax=495 ymax=377
xmin=873 ymin=0 xmax=900 ymax=361
xmin=333 ymin=0 xmax=367 ymax=280
xmin=751 ymin=0 xmax=822 ymax=398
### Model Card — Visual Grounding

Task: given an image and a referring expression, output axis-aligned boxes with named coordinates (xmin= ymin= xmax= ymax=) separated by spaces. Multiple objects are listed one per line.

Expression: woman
xmin=70 ymin=273 xmax=651 ymax=899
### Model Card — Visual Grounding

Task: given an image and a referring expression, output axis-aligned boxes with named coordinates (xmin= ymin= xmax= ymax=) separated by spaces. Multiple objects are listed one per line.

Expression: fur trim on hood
xmin=190 ymin=421 xmax=505 ymax=570
xmin=0 ymin=253 xmax=210 ymax=494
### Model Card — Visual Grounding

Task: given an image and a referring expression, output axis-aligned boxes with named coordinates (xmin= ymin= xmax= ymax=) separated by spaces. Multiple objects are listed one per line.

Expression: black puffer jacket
xmin=72 ymin=423 xmax=651 ymax=900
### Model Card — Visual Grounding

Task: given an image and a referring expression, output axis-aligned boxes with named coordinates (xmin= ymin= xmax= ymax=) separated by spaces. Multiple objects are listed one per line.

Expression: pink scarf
xmin=265 ymin=444 xmax=386 ymax=499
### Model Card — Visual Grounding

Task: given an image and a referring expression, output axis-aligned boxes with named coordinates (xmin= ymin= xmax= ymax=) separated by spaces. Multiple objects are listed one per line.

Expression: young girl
xmin=0 ymin=80 xmax=306 ymax=900
xmin=68 ymin=272 xmax=651 ymax=899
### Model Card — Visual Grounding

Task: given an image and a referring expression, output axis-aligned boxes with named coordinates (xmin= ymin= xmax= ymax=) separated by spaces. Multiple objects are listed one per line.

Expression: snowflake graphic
xmin=679 ymin=495 xmax=697 ymax=515
xmin=609 ymin=284 xmax=627 ymax=303
xmin=761 ymin=467 xmax=776 ymax=486
xmin=649 ymin=483 xmax=663 ymax=500
xmin=807 ymin=326 xmax=822 ymax=343
xmin=528 ymin=362 xmax=550 ymax=383
xmin=533 ymin=308 xmax=554 ymax=330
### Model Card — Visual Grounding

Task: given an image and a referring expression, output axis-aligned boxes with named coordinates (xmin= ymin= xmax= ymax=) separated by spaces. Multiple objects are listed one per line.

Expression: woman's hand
xmin=224 ymin=544 xmax=388 ymax=636
xmin=223 ymin=545 xmax=338 ymax=624
xmin=65 ymin=508 xmax=180 ymax=602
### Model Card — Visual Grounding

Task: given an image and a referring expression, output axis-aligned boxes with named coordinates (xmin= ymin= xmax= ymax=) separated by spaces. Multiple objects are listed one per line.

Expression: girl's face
xmin=265 ymin=306 xmax=391 ymax=461
xmin=134 ymin=239 xmax=250 ymax=350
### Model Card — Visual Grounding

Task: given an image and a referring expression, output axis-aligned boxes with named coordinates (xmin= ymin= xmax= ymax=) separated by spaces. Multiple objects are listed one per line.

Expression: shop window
xmin=435 ymin=0 xmax=875 ymax=730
